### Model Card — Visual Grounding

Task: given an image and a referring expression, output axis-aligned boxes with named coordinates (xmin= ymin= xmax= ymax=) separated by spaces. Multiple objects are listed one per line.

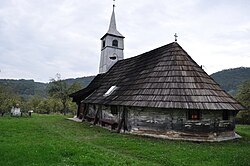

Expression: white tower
xmin=99 ymin=5 xmax=124 ymax=73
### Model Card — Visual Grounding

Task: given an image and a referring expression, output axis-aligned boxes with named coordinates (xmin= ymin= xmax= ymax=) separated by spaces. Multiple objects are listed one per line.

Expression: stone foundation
xmin=130 ymin=129 xmax=241 ymax=142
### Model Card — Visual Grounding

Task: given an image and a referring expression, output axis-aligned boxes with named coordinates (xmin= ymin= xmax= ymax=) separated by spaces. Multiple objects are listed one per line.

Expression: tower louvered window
xmin=112 ymin=40 xmax=118 ymax=47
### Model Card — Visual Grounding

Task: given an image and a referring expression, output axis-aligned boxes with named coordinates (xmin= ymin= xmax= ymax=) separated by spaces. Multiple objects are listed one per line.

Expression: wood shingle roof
xmin=72 ymin=42 xmax=244 ymax=110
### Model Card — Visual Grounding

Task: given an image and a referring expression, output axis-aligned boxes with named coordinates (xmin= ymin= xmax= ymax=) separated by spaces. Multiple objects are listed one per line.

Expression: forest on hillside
xmin=0 ymin=79 xmax=47 ymax=98
xmin=0 ymin=76 xmax=94 ymax=100
xmin=211 ymin=67 xmax=250 ymax=95
xmin=0 ymin=75 xmax=92 ymax=115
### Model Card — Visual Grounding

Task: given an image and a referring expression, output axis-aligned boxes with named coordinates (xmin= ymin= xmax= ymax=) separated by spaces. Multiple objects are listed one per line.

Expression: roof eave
xmin=100 ymin=33 xmax=125 ymax=40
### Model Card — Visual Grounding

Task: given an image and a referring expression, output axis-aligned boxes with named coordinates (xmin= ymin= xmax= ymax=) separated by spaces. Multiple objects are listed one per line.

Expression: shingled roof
xmin=73 ymin=42 xmax=244 ymax=110
xmin=69 ymin=74 xmax=105 ymax=103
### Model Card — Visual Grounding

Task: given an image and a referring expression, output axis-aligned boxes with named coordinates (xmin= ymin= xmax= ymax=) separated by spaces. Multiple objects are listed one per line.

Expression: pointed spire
xmin=101 ymin=3 xmax=124 ymax=39
xmin=107 ymin=5 xmax=117 ymax=33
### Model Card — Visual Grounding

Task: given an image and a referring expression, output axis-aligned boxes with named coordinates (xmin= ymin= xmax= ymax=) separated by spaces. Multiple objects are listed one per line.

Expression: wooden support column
xmin=93 ymin=105 xmax=101 ymax=125
xmin=117 ymin=106 xmax=124 ymax=133
xmin=83 ymin=103 xmax=89 ymax=119
xmin=76 ymin=101 xmax=81 ymax=117
xmin=117 ymin=106 xmax=128 ymax=133
xmin=123 ymin=107 xmax=128 ymax=132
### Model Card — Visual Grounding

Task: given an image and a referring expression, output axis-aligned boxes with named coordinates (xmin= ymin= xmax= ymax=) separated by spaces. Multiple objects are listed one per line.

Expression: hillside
xmin=211 ymin=67 xmax=250 ymax=95
xmin=0 ymin=76 xmax=95 ymax=99
xmin=64 ymin=76 xmax=95 ymax=88
xmin=0 ymin=79 xmax=47 ymax=98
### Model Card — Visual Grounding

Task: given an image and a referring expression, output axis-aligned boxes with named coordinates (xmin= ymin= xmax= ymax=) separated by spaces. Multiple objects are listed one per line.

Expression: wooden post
xmin=232 ymin=110 xmax=237 ymax=130
xmin=93 ymin=105 xmax=101 ymax=125
xmin=117 ymin=118 xmax=123 ymax=132
xmin=123 ymin=107 xmax=128 ymax=132
xmin=76 ymin=102 xmax=81 ymax=117
xmin=83 ymin=103 xmax=89 ymax=119
xmin=117 ymin=106 xmax=128 ymax=133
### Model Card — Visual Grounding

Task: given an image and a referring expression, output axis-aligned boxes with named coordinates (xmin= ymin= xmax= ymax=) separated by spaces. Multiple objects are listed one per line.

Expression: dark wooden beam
xmin=93 ymin=105 xmax=101 ymax=125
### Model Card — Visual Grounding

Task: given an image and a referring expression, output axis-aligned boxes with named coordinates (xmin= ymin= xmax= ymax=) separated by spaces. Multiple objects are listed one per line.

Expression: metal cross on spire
xmin=113 ymin=0 xmax=116 ymax=9
xmin=174 ymin=33 xmax=178 ymax=42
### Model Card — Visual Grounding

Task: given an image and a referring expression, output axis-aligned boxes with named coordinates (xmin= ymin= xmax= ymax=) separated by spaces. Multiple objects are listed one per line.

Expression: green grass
xmin=0 ymin=114 xmax=250 ymax=166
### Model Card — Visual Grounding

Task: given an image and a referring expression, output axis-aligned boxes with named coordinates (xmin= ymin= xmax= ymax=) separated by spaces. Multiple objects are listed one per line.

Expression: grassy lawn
xmin=0 ymin=114 xmax=250 ymax=166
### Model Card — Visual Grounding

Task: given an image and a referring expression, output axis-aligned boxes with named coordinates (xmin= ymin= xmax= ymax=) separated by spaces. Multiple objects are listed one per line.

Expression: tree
xmin=236 ymin=80 xmax=250 ymax=124
xmin=36 ymin=97 xmax=62 ymax=114
xmin=26 ymin=95 xmax=44 ymax=112
xmin=0 ymin=83 xmax=22 ymax=112
xmin=236 ymin=80 xmax=250 ymax=109
xmin=47 ymin=74 xmax=82 ymax=115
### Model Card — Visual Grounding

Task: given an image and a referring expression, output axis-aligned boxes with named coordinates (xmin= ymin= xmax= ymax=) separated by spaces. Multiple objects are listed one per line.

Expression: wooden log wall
xmin=127 ymin=107 xmax=236 ymax=133
xmin=83 ymin=104 xmax=236 ymax=134
xmin=84 ymin=104 xmax=121 ymax=130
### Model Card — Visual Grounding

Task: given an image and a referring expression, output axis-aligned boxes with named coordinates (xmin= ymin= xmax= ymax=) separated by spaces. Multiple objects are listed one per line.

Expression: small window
xmin=111 ymin=106 xmax=118 ymax=115
xmin=104 ymin=86 xmax=117 ymax=96
xmin=109 ymin=53 xmax=117 ymax=60
xmin=102 ymin=40 xmax=106 ymax=48
xmin=112 ymin=40 xmax=118 ymax=47
xmin=188 ymin=110 xmax=201 ymax=120
xmin=222 ymin=110 xmax=229 ymax=120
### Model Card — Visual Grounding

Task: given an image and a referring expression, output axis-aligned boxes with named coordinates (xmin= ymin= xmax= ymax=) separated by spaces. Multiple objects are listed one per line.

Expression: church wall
xmin=83 ymin=104 xmax=236 ymax=135
xmin=126 ymin=107 xmax=236 ymax=133
xmin=86 ymin=104 xmax=97 ymax=118
xmin=99 ymin=105 xmax=119 ymax=122
xmin=85 ymin=104 xmax=120 ymax=130
xmin=127 ymin=107 xmax=186 ymax=133
xmin=182 ymin=112 xmax=235 ymax=133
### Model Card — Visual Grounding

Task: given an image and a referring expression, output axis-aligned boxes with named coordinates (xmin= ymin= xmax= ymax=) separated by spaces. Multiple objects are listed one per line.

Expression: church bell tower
xmin=99 ymin=5 xmax=124 ymax=73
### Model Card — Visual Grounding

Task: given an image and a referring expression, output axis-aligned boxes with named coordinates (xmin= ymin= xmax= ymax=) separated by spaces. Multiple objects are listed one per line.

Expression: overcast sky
xmin=0 ymin=0 xmax=250 ymax=82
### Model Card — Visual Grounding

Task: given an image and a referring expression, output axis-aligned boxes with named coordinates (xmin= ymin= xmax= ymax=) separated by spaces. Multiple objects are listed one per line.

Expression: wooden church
xmin=70 ymin=6 xmax=245 ymax=141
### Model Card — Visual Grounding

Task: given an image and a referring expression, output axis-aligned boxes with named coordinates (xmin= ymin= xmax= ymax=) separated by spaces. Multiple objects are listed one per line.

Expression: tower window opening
xmin=112 ymin=40 xmax=118 ymax=47
xmin=109 ymin=56 xmax=117 ymax=60
xmin=102 ymin=40 xmax=106 ymax=48
xmin=109 ymin=53 xmax=117 ymax=60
